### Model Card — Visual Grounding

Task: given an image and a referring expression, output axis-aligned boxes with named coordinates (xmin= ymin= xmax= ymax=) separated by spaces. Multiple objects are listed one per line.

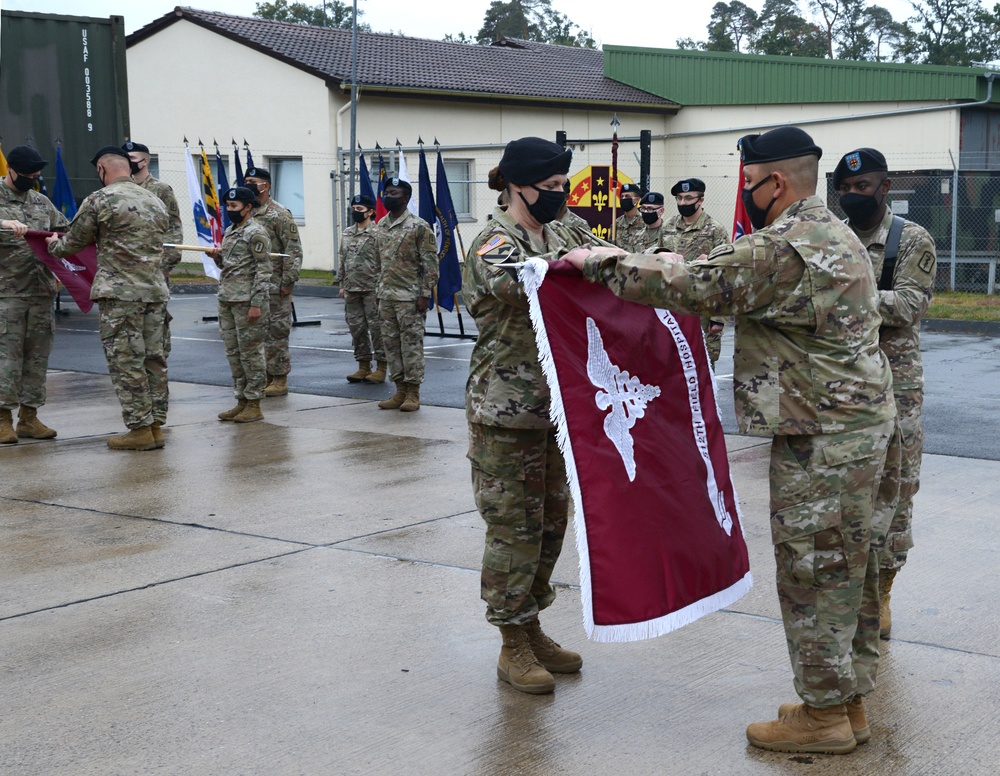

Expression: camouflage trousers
xmin=379 ymin=299 xmax=427 ymax=384
xmin=266 ymin=291 xmax=292 ymax=377
xmin=343 ymin=290 xmax=384 ymax=363
xmin=0 ymin=296 xmax=55 ymax=410
xmin=219 ymin=300 xmax=268 ymax=401
xmin=98 ymin=300 xmax=168 ymax=429
xmin=701 ymin=316 xmax=723 ymax=366
xmin=769 ymin=418 xmax=894 ymax=707
xmin=468 ymin=422 xmax=570 ymax=627
xmin=163 ymin=308 xmax=174 ymax=358
xmin=875 ymin=390 xmax=924 ymax=571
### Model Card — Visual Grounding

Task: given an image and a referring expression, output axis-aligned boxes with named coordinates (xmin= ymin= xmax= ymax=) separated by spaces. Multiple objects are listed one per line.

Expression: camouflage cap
xmin=832 ymin=148 xmax=888 ymax=188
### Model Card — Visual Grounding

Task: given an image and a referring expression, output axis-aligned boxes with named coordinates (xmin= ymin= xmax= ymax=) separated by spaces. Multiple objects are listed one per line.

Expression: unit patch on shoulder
xmin=252 ymin=237 xmax=268 ymax=255
xmin=477 ymin=235 xmax=506 ymax=256
xmin=917 ymin=251 xmax=935 ymax=274
xmin=707 ymin=244 xmax=735 ymax=260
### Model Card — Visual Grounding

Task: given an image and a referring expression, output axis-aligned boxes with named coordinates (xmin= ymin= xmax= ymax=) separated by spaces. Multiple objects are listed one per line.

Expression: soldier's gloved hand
xmin=416 ymin=296 xmax=430 ymax=313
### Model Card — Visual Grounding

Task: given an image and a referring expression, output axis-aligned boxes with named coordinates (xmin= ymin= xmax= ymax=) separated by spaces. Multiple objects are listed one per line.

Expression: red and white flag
xmin=24 ymin=229 xmax=97 ymax=314
xmin=522 ymin=259 xmax=751 ymax=642
xmin=732 ymin=159 xmax=753 ymax=240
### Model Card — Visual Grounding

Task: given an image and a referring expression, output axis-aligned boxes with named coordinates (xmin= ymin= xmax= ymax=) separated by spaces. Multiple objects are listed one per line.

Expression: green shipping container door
xmin=0 ymin=10 xmax=130 ymax=202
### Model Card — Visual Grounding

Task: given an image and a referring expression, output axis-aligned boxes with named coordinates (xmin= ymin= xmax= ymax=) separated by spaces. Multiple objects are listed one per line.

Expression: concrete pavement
xmin=2 ymin=368 xmax=998 ymax=775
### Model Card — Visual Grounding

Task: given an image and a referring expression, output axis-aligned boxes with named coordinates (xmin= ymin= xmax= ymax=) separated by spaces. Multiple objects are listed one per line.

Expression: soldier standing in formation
xmin=834 ymin=147 xmax=936 ymax=641
xmin=373 ymin=178 xmax=438 ymax=413
xmin=47 ymin=146 xmax=171 ymax=451
xmin=464 ymin=137 xmax=608 ymax=695
xmin=207 ymin=186 xmax=272 ymax=424
xmin=613 ymin=182 xmax=644 ymax=252
xmin=660 ymin=178 xmax=730 ymax=369
xmin=0 ymin=146 xmax=69 ymax=444
xmin=634 ymin=191 xmax=667 ymax=250
xmin=338 ymin=194 xmax=386 ymax=384
xmin=565 ymin=127 xmax=896 ymax=754
xmin=244 ymin=167 xmax=303 ymax=398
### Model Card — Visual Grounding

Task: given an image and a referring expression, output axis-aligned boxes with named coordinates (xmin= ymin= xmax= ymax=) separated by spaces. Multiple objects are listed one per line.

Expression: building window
xmin=441 ymin=159 xmax=472 ymax=218
xmin=269 ymin=157 xmax=305 ymax=222
xmin=148 ymin=155 xmax=159 ymax=179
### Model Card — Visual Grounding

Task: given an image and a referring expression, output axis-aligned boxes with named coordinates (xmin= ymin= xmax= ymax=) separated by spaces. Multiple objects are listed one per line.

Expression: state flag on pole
xmin=732 ymin=160 xmax=753 ymax=240
xmin=521 ymin=259 xmax=751 ymax=642
xmin=52 ymin=146 xmax=77 ymax=219
xmin=199 ymin=148 xmax=224 ymax=248
xmin=215 ymin=147 xmax=231 ymax=231
xmin=374 ymin=151 xmax=388 ymax=223
xmin=183 ymin=145 xmax=221 ymax=279
xmin=358 ymin=153 xmax=376 ymax=203
xmin=23 ymin=229 xmax=97 ymax=313
xmin=245 ymin=146 xmax=256 ymax=172
xmin=0 ymin=143 xmax=7 ymax=177
xmin=433 ymin=150 xmax=463 ymax=312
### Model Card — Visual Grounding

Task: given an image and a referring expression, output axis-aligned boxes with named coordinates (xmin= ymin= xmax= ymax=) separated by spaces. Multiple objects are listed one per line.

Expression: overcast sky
xmin=3 ymin=0 xmax=918 ymax=49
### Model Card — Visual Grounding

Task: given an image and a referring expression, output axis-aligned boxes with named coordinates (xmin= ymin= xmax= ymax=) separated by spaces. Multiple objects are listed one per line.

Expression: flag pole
xmin=610 ymin=114 xmax=620 ymax=243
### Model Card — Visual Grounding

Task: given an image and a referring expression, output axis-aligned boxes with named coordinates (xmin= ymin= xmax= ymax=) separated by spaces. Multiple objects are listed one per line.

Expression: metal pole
xmin=348 ymin=0 xmax=359 ymax=203
xmin=640 ymin=130 xmax=651 ymax=193
xmin=949 ymin=150 xmax=958 ymax=292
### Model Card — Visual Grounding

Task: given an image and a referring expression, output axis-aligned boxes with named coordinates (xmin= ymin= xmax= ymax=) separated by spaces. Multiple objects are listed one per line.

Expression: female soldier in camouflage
xmin=463 ymin=136 xmax=607 ymax=695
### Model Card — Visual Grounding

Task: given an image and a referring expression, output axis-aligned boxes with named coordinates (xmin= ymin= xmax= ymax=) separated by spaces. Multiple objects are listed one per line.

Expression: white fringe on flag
xmin=521 ymin=258 xmax=752 ymax=643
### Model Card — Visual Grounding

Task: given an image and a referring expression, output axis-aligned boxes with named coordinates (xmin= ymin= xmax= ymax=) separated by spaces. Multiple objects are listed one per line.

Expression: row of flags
xmin=358 ymin=145 xmax=463 ymax=310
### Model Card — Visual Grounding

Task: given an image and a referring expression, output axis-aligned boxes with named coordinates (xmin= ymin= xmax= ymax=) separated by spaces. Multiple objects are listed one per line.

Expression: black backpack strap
xmin=878 ymin=216 xmax=905 ymax=291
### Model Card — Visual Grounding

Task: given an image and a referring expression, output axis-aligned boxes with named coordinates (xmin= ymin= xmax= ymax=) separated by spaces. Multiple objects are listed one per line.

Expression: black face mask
xmin=227 ymin=207 xmax=247 ymax=224
xmin=641 ymin=210 xmax=660 ymax=226
xmin=741 ymin=176 xmax=775 ymax=230
xmin=129 ymin=160 xmax=141 ymax=175
xmin=382 ymin=195 xmax=403 ymax=212
xmin=519 ymin=186 xmax=566 ymax=225
xmin=243 ymin=182 xmax=259 ymax=196
xmin=621 ymin=198 xmax=637 ymax=212
xmin=11 ymin=172 xmax=36 ymax=192
xmin=351 ymin=210 xmax=370 ymax=224
xmin=840 ymin=190 xmax=884 ymax=225
xmin=677 ymin=202 xmax=700 ymax=218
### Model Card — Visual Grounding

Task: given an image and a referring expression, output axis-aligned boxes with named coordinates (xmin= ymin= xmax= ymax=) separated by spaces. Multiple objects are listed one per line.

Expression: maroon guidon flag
xmin=522 ymin=259 xmax=751 ymax=642
xmin=24 ymin=229 xmax=97 ymax=313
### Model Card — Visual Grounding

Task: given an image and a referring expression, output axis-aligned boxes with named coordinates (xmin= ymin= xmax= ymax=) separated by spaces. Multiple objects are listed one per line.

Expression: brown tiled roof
xmin=128 ymin=7 xmax=677 ymax=112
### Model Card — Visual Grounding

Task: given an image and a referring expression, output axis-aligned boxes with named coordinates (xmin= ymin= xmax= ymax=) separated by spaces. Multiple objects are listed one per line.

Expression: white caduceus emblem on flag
xmin=586 ymin=317 xmax=661 ymax=482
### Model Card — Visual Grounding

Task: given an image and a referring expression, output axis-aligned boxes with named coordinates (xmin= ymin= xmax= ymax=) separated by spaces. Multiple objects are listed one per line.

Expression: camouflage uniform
xmin=853 ymin=209 xmax=936 ymax=571
xmin=660 ymin=210 xmax=731 ymax=366
xmin=48 ymin=177 xmax=170 ymax=429
xmin=374 ymin=210 xmax=438 ymax=384
xmin=339 ymin=222 xmax=384 ymax=363
xmin=213 ymin=218 xmax=271 ymax=401
xmin=138 ymin=174 xmax=183 ymax=358
xmin=583 ymin=195 xmax=897 ymax=706
xmin=254 ymin=198 xmax=302 ymax=377
xmin=613 ymin=209 xmax=644 ymax=253
xmin=633 ymin=221 xmax=666 ymax=252
xmin=559 ymin=208 xmax=592 ymax=235
xmin=0 ymin=183 xmax=70 ymax=411
xmin=465 ymin=206 xmax=605 ymax=626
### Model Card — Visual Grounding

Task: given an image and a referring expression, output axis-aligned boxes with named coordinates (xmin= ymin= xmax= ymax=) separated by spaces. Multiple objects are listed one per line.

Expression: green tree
xmin=254 ymin=0 xmax=370 ymax=30
xmin=705 ymin=1 xmax=759 ymax=53
xmin=811 ymin=0 xmax=842 ymax=58
xmin=676 ymin=37 xmax=707 ymax=50
xmin=475 ymin=0 xmax=595 ymax=47
xmin=903 ymin=0 xmax=983 ymax=65
xmin=833 ymin=0 xmax=874 ymax=59
xmin=753 ymin=0 xmax=827 ymax=57
xmin=865 ymin=5 xmax=908 ymax=61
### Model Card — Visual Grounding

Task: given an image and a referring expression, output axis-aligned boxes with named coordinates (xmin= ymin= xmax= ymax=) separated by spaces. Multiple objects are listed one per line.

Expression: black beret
xmin=244 ymin=167 xmax=271 ymax=181
xmin=738 ymin=127 xmax=823 ymax=164
xmin=832 ymin=148 xmax=888 ymax=188
xmin=351 ymin=194 xmax=376 ymax=209
xmin=6 ymin=145 xmax=48 ymax=174
xmin=670 ymin=178 xmax=706 ymax=196
xmin=498 ymin=136 xmax=572 ymax=185
xmin=223 ymin=186 xmax=257 ymax=205
xmin=121 ymin=141 xmax=150 ymax=154
xmin=641 ymin=192 xmax=665 ymax=206
xmin=620 ymin=183 xmax=643 ymax=195
xmin=385 ymin=177 xmax=412 ymax=195
xmin=90 ymin=146 xmax=131 ymax=166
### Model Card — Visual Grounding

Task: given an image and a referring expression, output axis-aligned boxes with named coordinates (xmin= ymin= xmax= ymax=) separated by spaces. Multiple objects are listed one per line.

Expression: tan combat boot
xmin=779 ymin=695 xmax=869 ymax=744
xmin=879 ymin=568 xmax=897 ymax=639
xmin=233 ymin=399 xmax=264 ymax=423
xmin=747 ymin=703 xmax=856 ymax=754
xmin=150 ymin=422 xmax=165 ymax=449
xmin=218 ymin=399 xmax=248 ymax=421
xmin=523 ymin=618 xmax=583 ymax=673
xmin=497 ymin=624 xmax=556 ymax=695
xmin=378 ymin=381 xmax=407 ymax=410
xmin=346 ymin=361 xmax=372 ymax=383
xmin=264 ymin=375 xmax=288 ymax=397
xmin=399 ymin=383 xmax=421 ymax=412
xmin=16 ymin=405 xmax=57 ymax=439
xmin=0 ymin=408 xmax=18 ymax=444
xmin=106 ymin=426 xmax=158 ymax=451
xmin=365 ymin=360 xmax=387 ymax=384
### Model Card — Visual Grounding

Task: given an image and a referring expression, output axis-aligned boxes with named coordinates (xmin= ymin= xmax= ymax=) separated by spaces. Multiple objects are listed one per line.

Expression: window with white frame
xmin=269 ymin=157 xmax=305 ymax=222
xmin=441 ymin=159 xmax=472 ymax=218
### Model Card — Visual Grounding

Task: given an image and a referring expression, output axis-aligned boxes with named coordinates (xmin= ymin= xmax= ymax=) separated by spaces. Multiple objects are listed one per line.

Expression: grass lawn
xmin=927 ymin=292 xmax=1000 ymax=322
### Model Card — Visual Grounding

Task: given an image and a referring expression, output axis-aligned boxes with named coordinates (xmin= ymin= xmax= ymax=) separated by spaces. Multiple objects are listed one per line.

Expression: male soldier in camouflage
xmin=47 ymin=146 xmax=171 ymax=451
xmin=207 ymin=187 xmax=271 ymax=423
xmin=613 ymin=182 xmax=644 ymax=252
xmin=338 ymin=194 xmax=385 ymax=384
xmin=565 ymin=127 xmax=896 ymax=753
xmin=244 ymin=167 xmax=302 ymax=397
xmin=0 ymin=146 xmax=70 ymax=444
xmin=373 ymin=178 xmax=438 ymax=412
xmin=633 ymin=191 xmax=667 ymax=250
xmin=661 ymin=178 xmax=730 ymax=369
xmin=835 ymin=147 xmax=936 ymax=640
